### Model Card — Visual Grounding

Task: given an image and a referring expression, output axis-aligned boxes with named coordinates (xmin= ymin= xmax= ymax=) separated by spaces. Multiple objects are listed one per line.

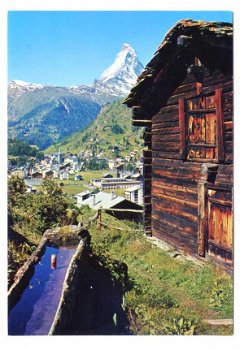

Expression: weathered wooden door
xmin=207 ymin=189 xmax=232 ymax=261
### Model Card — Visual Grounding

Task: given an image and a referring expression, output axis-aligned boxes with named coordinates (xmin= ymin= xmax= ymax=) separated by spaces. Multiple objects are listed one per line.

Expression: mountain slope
xmin=8 ymin=86 xmax=102 ymax=149
xmin=45 ymin=99 xmax=145 ymax=158
xmin=8 ymin=43 xmax=144 ymax=150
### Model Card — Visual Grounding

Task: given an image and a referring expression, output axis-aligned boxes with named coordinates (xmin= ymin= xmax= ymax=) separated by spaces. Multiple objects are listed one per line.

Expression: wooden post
xmin=198 ymin=182 xmax=207 ymax=257
xmin=51 ymin=254 xmax=57 ymax=269
xmin=97 ymin=208 xmax=102 ymax=230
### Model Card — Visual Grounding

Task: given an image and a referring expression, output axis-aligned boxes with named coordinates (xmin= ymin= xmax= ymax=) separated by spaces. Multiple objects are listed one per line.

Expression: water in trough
xmin=8 ymin=246 xmax=76 ymax=335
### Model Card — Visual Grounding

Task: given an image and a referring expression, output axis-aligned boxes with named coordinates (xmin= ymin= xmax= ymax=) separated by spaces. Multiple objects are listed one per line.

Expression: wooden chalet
xmin=124 ymin=20 xmax=233 ymax=267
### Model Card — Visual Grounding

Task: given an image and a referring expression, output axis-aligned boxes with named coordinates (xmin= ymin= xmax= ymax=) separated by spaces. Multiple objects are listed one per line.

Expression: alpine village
xmin=8 ymin=19 xmax=233 ymax=336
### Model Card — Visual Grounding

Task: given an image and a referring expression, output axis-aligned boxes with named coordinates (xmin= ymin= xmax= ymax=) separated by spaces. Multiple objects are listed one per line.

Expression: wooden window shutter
xmin=215 ymin=88 xmax=225 ymax=162
xmin=179 ymin=97 xmax=186 ymax=159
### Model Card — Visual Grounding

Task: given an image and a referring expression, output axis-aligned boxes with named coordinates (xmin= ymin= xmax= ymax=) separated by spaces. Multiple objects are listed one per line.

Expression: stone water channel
xmin=8 ymin=246 xmax=76 ymax=335
xmin=8 ymin=226 xmax=130 ymax=335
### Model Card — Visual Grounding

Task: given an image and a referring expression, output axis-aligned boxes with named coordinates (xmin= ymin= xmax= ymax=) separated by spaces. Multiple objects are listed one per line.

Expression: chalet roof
xmin=124 ymin=19 xmax=233 ymax=120
xmin=102 ymin=173 xmax=113 ymax=178
xmin=81 ymin=191 xmax=125 ymax=209
xmin=75 ymin=190 xmax=92 ymax=198
xmin=124 ymin=185 xmax=142 ymax=192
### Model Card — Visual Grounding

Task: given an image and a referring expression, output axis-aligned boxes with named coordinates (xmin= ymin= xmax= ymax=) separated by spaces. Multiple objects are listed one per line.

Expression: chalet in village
xmin=124 ymin=20 xmax=233 ymax=267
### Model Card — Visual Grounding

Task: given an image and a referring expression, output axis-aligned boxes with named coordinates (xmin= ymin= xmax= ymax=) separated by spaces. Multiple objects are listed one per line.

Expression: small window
xmin=179 ymin=89 xmax=224 ymax=162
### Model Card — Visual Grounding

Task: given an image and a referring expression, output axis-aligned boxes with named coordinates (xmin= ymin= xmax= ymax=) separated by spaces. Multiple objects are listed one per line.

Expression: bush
xmin=111 ymin=124 xmax=124 ymax=134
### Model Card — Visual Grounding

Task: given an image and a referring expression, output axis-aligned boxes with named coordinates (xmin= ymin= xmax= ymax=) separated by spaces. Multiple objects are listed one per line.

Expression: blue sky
xmin=8 ymin=11 xmax=233 ymax=87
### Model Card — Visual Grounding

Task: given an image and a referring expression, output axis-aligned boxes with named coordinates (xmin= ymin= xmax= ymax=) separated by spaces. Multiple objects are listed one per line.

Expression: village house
xmin=124 ymin=20 xmax=233 ymax=268
xmin=31 ymin=171 xmax=42 ymax=180
xmin=59 ymin=170 xmax=69 ymax=180
xmin=108 ymin=159 xmax=116 ymax=170
xmin=90 ymin=178 xmax=102 ymax=188
xmin=60 ymin=162 xmax=71 ymax=170
xmin=71 ymin=162 xmax=82 ymax=172
xmin=102 ymin=173 xmax=113 ymax=179
xmin=25 ymin=184 xmax=37 ymax=193
xmin=131 ymin=173 xmax=144 ymax=182
xmin=122 ymin=174 xmax=132 ymax=180
xmin=52 ymin=170 xmax=60 ymax=179
xmin=75 ymin=190 xmax=94 ymax=206
xmin=74 ymin=174 xmax=83 ymax=181
xmin=100 ymin=178 xmax=142 ymax=191
xmin=115 ymin=164 xmax=124 ymax=177
xmin=42 ymin=170 xmax=54 ymax=179
xmin=79 ymin=190 xmax=142 ymax=221
xmin=125 ymin=185 xmax=143 ymax=205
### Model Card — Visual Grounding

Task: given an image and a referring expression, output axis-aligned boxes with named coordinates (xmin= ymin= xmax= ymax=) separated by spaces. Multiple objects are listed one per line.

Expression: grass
xmin=8 ymin=202 xmax=233 ymax=335
xmin=60 ymin=183 xmax=87 ymax=195
xmin=45 ymin=99 xmax=145 ymax=158
xmin=36 ymin=170 xmax=115 ymax=195
xmin=88 ymin=211 xmax=233 ymax=335
xmin=31 ymin=170 xmax=126 ymax=196
xmin=79 ymin=170 xmax=112 ymax=183
xmin=8 ymin=239 xmax=36 ymax=288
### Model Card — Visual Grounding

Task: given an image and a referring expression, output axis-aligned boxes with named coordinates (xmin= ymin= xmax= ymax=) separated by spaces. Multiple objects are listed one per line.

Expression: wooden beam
xmin=215 ymin=88 xmax=225 ymax=162
xmin=178 ymin=97 xmax=186 ymax=159
xmin=102 ymin=208 xmax=143 ymax=213
xmin=132 ymin=119 xmax=152 ymax=127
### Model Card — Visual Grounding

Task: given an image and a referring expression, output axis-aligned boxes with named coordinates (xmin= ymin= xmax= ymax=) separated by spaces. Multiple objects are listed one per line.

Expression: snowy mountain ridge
xmin=8 ymin=43 xmax=144 ymax=149
xmin=97 ymin=43 xmax=144 ymax=95
xmin=8 ymin=80 xmax=44 ymax=98
xmin=8 ymin=43 xmax=143 ymax=98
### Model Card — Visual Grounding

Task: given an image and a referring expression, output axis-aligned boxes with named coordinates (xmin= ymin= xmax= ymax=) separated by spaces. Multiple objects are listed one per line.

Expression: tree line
xmin=8 ymin=176 xmax=81 ymax=242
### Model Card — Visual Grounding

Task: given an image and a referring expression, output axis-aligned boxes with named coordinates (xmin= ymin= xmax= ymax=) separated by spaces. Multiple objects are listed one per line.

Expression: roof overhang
xmin=124 ymin=19 xmax=233 ymax=123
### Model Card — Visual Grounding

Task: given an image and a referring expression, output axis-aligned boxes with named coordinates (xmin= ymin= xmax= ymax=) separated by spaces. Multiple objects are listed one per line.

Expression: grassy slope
xmin=88 ymin=212 xmax=233 ymax=335
xmin=8 ymin=203 xmax=233 ymax=334
xmin=32 ymin=170 xmax=115 ymax=195
xmin=45 ymin=99 xmax=145 ymax=158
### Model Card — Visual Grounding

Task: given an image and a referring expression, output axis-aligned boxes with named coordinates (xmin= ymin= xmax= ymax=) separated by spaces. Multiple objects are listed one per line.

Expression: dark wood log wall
xmin=143 ymin=128 xmax=152 ymax=235
xmin=148 ymin=69 xmax=233 ymax=257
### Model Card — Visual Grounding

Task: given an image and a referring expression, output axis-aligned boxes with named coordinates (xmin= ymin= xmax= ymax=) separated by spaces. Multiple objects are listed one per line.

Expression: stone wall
xmin=8 ymin=234 xmax=48 ymax=311
xmin=48 ymin=236 xmax=87 ymax=335
xmin=8 ymin=225 xmax=82 ymax=312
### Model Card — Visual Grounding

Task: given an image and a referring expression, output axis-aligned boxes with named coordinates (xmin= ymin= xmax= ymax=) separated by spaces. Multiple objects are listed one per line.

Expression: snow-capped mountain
xmin=8 ymin=80 xmax=44 ymax=98
xmin=94 ymin=43 xmax=144 ymax=95
xmin=8 ymin=43 xmax=143 ymax=102
xmin=8 ymin=43 xmax=144 ymax=149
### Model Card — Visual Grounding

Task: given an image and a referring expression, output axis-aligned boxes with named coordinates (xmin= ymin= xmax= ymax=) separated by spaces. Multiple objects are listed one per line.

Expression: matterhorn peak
xmin=97 ymin=43 xmax=144 ymax=95
xmin=121 ymin=43 xmax=134 ymax=51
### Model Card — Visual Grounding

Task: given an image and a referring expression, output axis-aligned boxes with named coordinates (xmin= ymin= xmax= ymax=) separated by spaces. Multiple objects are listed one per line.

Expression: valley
xmin=46 ymin=99 xmax=145 ymax=158
xmin=8 ymin=43 xmax=144 ymax=150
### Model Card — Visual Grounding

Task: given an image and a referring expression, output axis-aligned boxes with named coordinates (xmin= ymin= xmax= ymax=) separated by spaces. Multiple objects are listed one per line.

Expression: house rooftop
xmin=75 ymin=190 xmax=92 ymax=198
xmin=81 ymin=191 xmax=125 ymax=209
xmin=125 ymin=185 xmax=142 ymax=192
xmin=124 ymin=19 xmax=233 ymax=120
